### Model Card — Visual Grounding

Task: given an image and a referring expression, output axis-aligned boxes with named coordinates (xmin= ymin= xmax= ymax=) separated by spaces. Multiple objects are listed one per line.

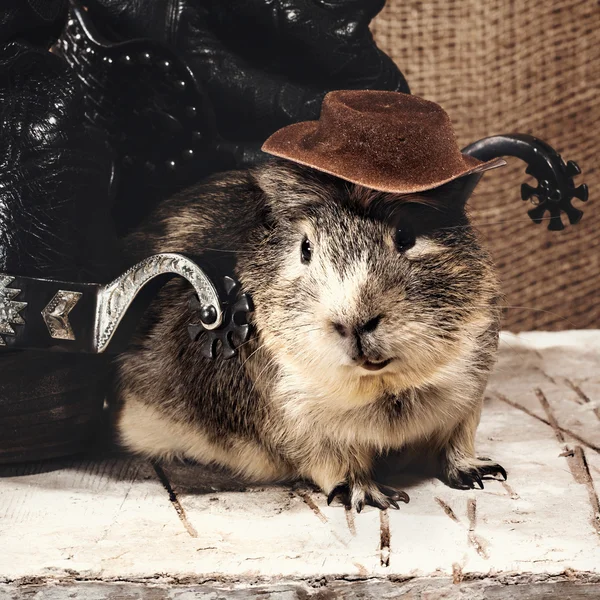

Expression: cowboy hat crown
xmin=262 ymin=90 xmax=504 ymax=194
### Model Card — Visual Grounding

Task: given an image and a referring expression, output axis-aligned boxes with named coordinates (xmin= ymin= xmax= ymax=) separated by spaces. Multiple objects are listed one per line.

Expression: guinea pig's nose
xmin=358 ymin=315 xmax=382 ymax=334
xmin=332 ymin=315 xmax=382 ymax=338
xmin=332 ymin=321 xmax=351 ymax=338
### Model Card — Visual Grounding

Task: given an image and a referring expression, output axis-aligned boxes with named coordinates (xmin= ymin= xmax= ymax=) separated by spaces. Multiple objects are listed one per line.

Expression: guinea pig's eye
xmin=301 ymin=236 xmax=312 ymax=264
xmin=394 ymin=224 xmax=416 ymax=252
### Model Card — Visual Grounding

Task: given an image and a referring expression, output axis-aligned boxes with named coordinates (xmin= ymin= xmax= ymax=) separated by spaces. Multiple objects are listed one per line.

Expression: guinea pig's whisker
xmin=396 ymin=326 xmax=439 ymax=344
xmin=248 ymin=357 xmax=279 ymax=398
xmin=233 ymin=336 xmax=259 ymax=351
xmin=236 ymin=322 xmax=320 ymax=351
xmin=433 ymin=302 xmax=573 ymax=329
xmin=437 ymin=214 xmax=558 ymax=232
xmin=401 ymin=332 xmax=441 ymax=348
xmin=408 ymin=312 xmax=564 ymax=368
xmin=402 ymin=322 xmax=452 ymax=340
xmin=499 ymin=329 xmax=558 ymax=349
xmin=236 ymin=342 xmax=270 ymax=375
xmin=495 ymin=330 xmax=573 ymax=366
xmin=495 ymin=337 xmax=534 ymax=364
xmin=465 ymin=304 xmax=575 ymax=329
xmin=236 ymin=324 xmax=323 ymax=376
xmin=397 ymin=326 xmax=523 ymax=375
xmin=475 ymin=216 xmax=556 ymax=227
xmin=272 ymin=324 xmax=323 ymax=336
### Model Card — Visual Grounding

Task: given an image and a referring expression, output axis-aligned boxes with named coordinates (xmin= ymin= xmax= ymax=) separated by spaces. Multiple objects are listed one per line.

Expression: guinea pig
xmin=115 ymin=158 xmax=507 ymax=512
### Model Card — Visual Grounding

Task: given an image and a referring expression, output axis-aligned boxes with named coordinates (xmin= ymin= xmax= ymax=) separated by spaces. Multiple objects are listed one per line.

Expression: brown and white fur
xmin=115 ymin=159 xmax=506 ymax=511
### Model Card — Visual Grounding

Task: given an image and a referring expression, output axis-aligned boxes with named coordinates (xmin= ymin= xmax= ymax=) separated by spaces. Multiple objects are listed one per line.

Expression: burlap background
xmin=372 ymin=1 xmax=598 ymax=331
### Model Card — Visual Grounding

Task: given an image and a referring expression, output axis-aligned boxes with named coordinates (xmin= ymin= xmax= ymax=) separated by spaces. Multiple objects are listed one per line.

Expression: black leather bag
xmin=0 ymin=21 xmax=119 ymax=462
xmin=54 ymin=0 xmax=410 ymax=233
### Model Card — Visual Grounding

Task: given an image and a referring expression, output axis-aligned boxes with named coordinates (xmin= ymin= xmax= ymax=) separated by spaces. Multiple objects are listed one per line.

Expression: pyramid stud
xmin=42 ymin=290 xmax=82 ymax=340
xmin=0 ymin=276 xmax=27 ymax=345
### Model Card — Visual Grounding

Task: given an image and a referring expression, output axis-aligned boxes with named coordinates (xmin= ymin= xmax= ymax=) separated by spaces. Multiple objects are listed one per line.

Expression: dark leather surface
xmin=0 ymin=0 xmax=68 ymax=48
xmin=86 ymin=0 xmax=409 ymax=142
xmin=0 ymin=350 xmax=109 ymax=464
xmin=55 ymin=0 xmax=409 ymax=232
xmin=0 ymin=41 xmax=119 ymax=281
xmin=0 ymin=40 xmax=118 ymax=463
xmin=0 ymin=276 xmax=99 ymax=353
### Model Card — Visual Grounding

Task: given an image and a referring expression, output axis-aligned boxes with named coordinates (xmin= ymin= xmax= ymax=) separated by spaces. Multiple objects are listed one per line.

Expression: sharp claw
xmin=480 ymin=464 xmax=507 ymax=481
xmin=377 ymin=484 xmax=410 ymax=504
xmin=328 ymin=482 xmax=409 ymax=512
xmin=327 ymin=485 xmax=345 ymax=506
xmin=461 ymin=476 xmax=475 ymax=490
xmin=443 ymin=460 xmax=507 ymax=490
xmin=369 ymin=497 xmax=387 ymax=511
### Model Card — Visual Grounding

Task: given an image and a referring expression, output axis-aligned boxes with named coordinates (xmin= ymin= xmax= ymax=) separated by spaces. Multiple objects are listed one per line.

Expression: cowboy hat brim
xmin=262 ymin=121 xmax=506 ymax=195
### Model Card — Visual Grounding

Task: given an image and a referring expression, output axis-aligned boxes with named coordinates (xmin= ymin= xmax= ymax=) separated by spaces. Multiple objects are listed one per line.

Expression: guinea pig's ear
xmin=426 ymin=173 xmax=483 ymax=207
xmin=252 ymin=159 xmax=332 ymax=221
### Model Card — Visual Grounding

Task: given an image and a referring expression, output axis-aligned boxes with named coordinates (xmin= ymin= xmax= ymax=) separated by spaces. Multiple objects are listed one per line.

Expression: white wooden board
xmin=1 ymin=330 xmax=599 ymax=598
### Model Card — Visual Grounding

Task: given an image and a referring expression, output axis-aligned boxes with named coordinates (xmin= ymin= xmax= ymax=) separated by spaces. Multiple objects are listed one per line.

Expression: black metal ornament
xmin=462 ymin=134 xmax=588 ymax=231
xmin=521 ymin=158 xmax=588 ymax=231
xmin=188 ymin=275 xmax=253 ymax=360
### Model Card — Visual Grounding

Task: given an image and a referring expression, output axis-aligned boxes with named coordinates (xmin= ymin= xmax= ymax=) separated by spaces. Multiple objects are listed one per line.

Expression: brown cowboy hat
xmin=262 ymin=90 xmax=505 ymax=194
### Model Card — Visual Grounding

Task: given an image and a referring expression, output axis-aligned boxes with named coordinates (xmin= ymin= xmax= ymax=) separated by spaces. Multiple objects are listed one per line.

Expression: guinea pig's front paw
xmin=326 ymin=480 xmax=410 ymax=512
xmin=441 ymin=457 xmax=507 ymax=491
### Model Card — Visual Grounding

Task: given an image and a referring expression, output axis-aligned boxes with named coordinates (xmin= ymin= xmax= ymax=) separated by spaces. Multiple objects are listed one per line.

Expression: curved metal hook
xmin=462 ymin=134 xmax=588 ymax=230
xmin=95 ymin=253 xmax=222 ymax=353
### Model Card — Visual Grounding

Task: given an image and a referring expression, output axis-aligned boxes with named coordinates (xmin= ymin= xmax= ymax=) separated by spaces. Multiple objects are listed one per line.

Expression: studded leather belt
xmin=0 ymin=253 xmax=251 ymax=359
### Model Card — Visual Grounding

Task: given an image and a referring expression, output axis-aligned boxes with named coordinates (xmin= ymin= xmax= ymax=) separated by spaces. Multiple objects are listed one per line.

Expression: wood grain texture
xmin=2 ymin=579 xmax=600 ymax=599
xmin=0 ymin=331 xmax=599 ymax=592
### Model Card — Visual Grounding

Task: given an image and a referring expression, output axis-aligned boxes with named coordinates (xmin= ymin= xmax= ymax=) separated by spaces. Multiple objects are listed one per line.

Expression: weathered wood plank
xmin=0 ymin=454 xmax=188 ymax=580
xmin=489 ymin=331 xmax=600 ymax=450
xmin=159 ymin=459 xmax=384 ymax=578
xmin=2 ymin=579 xmax=600 ymax=599
xmin=0 ymin=330 xmax=598 ymax=588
